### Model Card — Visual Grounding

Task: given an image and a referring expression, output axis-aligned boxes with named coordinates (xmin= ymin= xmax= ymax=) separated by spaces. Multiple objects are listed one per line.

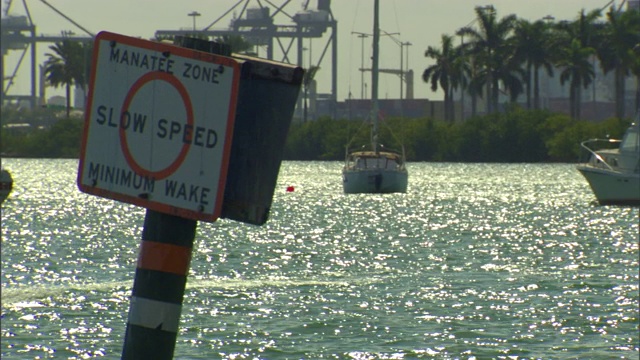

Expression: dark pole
xmin=121 ymin=211 xmax=197 ymax=359
xmin=371 ymin=0 xmax=379 ymax=153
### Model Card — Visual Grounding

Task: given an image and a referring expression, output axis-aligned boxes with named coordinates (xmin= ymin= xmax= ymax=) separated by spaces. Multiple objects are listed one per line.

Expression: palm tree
xmin=553 ymin=9 xmax=603 ymax=119
xmin=466 ymin=62 xmax=485 ymax=117
xmin=457 ymin=6 xmax=518 ymax=113
xmin=557 ymin=39 xmax=595 ymax=120
xmin=597 ymin=6 xmax=640 ymax=118
xmin=423 ymin=34 xmax=468 ymax=122
xmin=497 ymin=54 xmax=526 ymax=103
xmin=44 ymin=40 xmax=86 ymax=118
xmin=512 ymin=19 xmax=555 ymax=109
xmin=570 ymin=9 xmax=605 ymax=48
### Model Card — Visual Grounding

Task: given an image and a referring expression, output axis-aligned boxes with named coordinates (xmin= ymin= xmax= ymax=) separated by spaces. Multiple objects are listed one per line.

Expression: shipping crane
xmin=155 ymin=0 xmax=338 ymax=116
xmin=1 ymin=0 xmax=92 ymax=108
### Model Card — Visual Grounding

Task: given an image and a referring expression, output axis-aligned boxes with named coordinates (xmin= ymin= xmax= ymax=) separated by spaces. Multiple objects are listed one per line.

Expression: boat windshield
xmin=353 ymin=156 xmax=399 ymax=170
xmin=351 ymin=155 xmax=400 ymax=170
xmin=620 ymin=123 xmax=639 ymax=153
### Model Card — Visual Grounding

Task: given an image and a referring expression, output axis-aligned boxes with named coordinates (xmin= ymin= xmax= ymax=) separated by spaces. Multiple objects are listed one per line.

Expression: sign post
xmin=121 ymin=210 xmax=196 ymax=359
xmin=78 ymin=32 xmax=303 ymax=359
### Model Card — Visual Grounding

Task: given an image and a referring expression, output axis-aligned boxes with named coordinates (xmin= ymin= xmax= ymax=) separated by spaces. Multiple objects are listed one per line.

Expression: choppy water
xmin=1 ymin=159 xmax=638 ymax=359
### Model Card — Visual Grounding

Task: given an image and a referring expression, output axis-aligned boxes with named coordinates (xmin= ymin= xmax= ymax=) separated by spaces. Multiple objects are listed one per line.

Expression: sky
xmin=2 ymin=0 xmax=626 ymax=103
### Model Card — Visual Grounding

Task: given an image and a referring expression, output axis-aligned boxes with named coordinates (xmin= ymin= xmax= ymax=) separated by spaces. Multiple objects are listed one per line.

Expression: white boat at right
xmin=576 ymin=116 xmax=640 ymax=206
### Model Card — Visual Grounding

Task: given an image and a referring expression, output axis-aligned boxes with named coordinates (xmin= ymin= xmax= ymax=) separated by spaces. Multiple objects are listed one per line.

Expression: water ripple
xmin=2 ymin=160 xmax=638 ymax=359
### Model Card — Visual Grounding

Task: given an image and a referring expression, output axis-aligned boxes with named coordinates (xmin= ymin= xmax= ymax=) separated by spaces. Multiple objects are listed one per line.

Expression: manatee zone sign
xmin=78 ymin=31 xmax=241 ymax=222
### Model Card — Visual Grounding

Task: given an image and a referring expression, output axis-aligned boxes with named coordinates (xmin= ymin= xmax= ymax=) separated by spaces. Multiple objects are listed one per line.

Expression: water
xmin=2 ymin=159 xmax=638 ymax=359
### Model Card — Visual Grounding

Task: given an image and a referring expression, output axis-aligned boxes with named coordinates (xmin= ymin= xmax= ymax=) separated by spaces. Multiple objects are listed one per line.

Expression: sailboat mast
xmin=371 ymin=0 xmax=380 ymax=152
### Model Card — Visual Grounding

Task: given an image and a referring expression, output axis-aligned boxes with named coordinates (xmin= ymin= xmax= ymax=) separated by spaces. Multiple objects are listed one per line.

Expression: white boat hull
xmin=577 ymin=165 xmax=640 ymax=205
xmin=342 ymin=168 xmax=408 ymax=194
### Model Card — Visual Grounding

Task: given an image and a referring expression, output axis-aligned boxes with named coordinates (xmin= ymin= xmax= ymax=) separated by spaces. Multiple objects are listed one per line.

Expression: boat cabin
xmin=619 ymin=121 xmax=639 ymax=154
xmin=589 ymin=121 xmax=640 ymax=174
xmin=346 ymin=151 xmax=405 ymax=171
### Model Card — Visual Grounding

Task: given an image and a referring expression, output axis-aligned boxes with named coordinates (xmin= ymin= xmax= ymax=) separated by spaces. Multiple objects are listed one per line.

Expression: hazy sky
xmin=2 ymin=0 xmax=623 ymax=102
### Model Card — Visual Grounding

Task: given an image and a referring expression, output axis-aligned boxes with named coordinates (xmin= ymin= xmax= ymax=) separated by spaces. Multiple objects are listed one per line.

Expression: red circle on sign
xmin=119 ymin=71 xmax=193 ymax=180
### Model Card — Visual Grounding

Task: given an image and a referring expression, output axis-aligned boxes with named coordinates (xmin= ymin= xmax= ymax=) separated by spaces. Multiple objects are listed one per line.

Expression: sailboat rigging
xmin=342 ymin=0 xmax=408 ymax=194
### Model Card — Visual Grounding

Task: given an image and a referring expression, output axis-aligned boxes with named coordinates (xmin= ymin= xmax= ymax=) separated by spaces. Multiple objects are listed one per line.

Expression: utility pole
xmin=188 ymin=11 xmax=201 ymax=31
xmin=352 ymin=32 xmax=369 ymax=99
xmin=401 ymin=41 xmax=412 ymax=99
xmin=372 ymin=0 xmax=379 ymax=152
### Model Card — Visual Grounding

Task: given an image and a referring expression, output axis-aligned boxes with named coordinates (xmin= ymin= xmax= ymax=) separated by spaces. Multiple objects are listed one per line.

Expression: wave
xmin=1 ymin=281 xmax=132 ymax=307
xmin=186 ymin=275 xmax=380 ymax=291
xmin=1 ymin=275 xmax=381 ymax=307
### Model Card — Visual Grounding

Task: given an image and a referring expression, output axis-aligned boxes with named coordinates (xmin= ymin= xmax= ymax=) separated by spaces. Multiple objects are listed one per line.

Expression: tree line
xmin=423 ymin=5 xmax=639 ymax=122
xmin=1 ymin=106 xmax=633 ymax=161
xmin=284 ymin=109 xmax=632 ymax=162
xmin=1 ymin=107 xmax=84 ymax=158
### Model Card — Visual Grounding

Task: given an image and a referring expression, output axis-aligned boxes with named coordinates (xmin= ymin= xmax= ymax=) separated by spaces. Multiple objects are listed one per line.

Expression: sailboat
xmin=342 ymin=0 xmax=408 ymax=194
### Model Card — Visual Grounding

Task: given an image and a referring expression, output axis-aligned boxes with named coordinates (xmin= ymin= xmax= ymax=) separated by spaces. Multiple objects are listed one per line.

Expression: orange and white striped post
xmin=121 ymin=210 xmax=196 ymax=359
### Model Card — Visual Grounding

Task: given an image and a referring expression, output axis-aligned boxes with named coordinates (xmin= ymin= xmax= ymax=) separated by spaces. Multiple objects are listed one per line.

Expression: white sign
xmin=78 ymin=31 xmax=240 ymax=222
